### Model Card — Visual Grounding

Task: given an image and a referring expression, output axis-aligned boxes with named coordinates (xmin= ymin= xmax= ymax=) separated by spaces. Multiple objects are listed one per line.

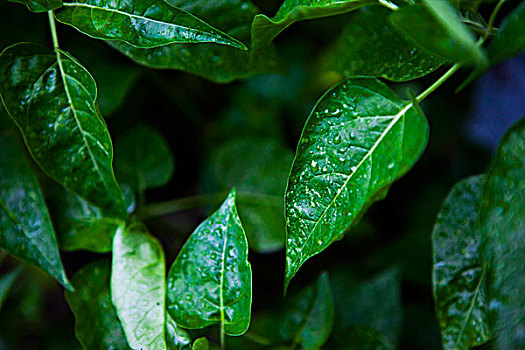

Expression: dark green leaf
xmin=0 ymin=266 xmax=23 ymax=310
xmin=203 ymin=137 xmax=293 ymax=253
xmin=479 ymin=117 xmax=525 ymax=350
xmin=324 ymin=6 xmax=443 ymax=82
xmin=284 ymin=77 xmax=428 ymax=288
xmin=115 ymin=125 xmax=175 ymax=194
xmin=0 ymin=133 xmax=72 ymax=290
xmin=165 ymin=312 xmax=191 ymax=350
xmin=64 ymin=260 xmax=131 ymax=350
xmin=488 ymin=1 xmax=525 ymax=66
xmin=251 ymin=0 xmax=375 ymax=48
xmin=111 ymin=223 xmax=166 ymax=350
xmin=330 ymin=325 xmax=394 ymax=350
xmin=280 ymin=272 xmax=334 ymax=349
xmin=54 ymin=0 xmax=246 ymax=50
xmin=0 ymin=43 xmax=126 ymax=217
xmin=432 ymin=175 xmax=490 ymax=350
xmin=390 ymin=0 xmax=487 ymax=66
xmin=7 ymin=0 xmax=62 ymax=12
xmin=166 ymin=189 xmax=252 ymax=335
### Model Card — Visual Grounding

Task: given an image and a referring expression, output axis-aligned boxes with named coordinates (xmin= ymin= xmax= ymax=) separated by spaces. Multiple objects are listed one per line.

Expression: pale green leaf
xmin=165 ymin=312 xmax=191 ymax=350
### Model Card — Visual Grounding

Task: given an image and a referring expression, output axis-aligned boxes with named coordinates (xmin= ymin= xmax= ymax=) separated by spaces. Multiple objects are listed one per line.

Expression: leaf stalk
xmin=415 ymin=63 xmax=461 ymax=103
xmin=47 ymin=11 xmax=60 ymax=50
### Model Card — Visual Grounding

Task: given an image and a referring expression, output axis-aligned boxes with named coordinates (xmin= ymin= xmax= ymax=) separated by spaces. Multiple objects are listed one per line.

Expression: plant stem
xmin=415 ymin=63 xmax=462 ymax=103
xmin=488 ymin=0 xmax=506 ymax=30
xmin=220 ymin=322 xmax=225 ymax=349
xmin=47 ymin=11 xmax=60 ymax=50
xmin=378 ymin=0 xmax=399 ymax=11
xmin=244 ymin=332 xmax=273 ymax=346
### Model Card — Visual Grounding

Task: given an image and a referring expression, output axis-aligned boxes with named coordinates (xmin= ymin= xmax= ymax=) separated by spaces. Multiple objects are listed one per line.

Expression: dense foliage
xmin=0 ymin=0 xmax=524 ymax=349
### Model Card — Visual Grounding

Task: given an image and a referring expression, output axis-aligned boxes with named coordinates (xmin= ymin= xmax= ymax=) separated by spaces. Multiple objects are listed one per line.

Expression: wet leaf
xmin=0 ymin=133 xmax=72 ymax=290
xmin=7 ymin=0 xmax=62 ymax=12
xmin=0 ymin=266 xmax=23 ymax=310
xmin=432 ymin=175 xmax=490 ymax=350
xmin=166 ymin=189 xmax=252 ymax=336
xmin=0 ymin=43 xmax=126 ymax=217
xmin=54 ymin=0 xmax=246 ymax=50
xmin=165 ymin=312 xmax=191 ymax=350
xmin=251 ymin=0 xmax=375 ymax=48
xmin=280 ymin=272 xmax=334 ymax=350
xmin=479 ymin=117 xmax=525 ymax=350
xmin=324 ymin=6 xmax=443 ymax=82
xmin=111 ymin=223 xmax=166 ymax=350
xmin=284 ymin=77 xmax=428 ymax=288
xmin=64 ymin=260 xmax=131 ymax=350
xmin=488 ymin=1 xmax=525 ymax=66
xmin=330 ymin=325 xmax=394 ymax=350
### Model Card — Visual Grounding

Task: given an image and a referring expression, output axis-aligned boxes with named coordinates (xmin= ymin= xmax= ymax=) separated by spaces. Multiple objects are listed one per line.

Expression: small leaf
xmin=7 ymin=0 xmax=62 ymax=12
xmin=166 ymin=189 xmax=252 ymax=336
xmin=192 ymin=338 xmax=210 ymax=350
xmin=330 ymin=325 xmax=394 ymax=350
xmin=54 ymin=0 xmax=246 ymax=50
xmin=432 ymin=175 xmax=490 ymax=350
xmin=488 ymin=1 xmax=525 ymax=66
xmin=0 ymin=266 xmax=23 ymax=311
xmin=165 ymin=312 xmax=191 ymax=350
xmin=390 ymin=0 xmax=487 ymax=66
xmin=64 ymin=260 xmax=131 ymax=350
xmin=479 ymin=117 xmax=525 ymax=350
xmin=285 ymin=77 xmax=428 ymax=288
xmin=115 ymin=125 xmax=175 ymax=194
xmin=0 ymin=133 xmax=72 ymax=290
xmin=0 ymin=42 xmax=126 ymax=217
xmin=280 ymin=272 xmax=334 ymax=350
xmin=111 ymin=223 xmax=166 ymax=350
xmin=251 ymin=0 xmax=375 ymax=48
xmin=324 ymin=6 xmax=444 ymax=82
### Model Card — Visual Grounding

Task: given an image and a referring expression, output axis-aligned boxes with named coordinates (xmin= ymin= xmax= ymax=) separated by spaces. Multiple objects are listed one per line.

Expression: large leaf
xmin=251 ymin=0 xmax=375 ymax=48
xmin=284 ymin=77 xmax=428 ymax=287
xmin=390 ymin=0 xmax=487 ymax=66
xmin=111 ymin=223 xmax=166 ymax=350
xmin=0 ymin=43 xmax=126 ymax=217
xmin=64 ymin=260 xmax=131 ymax=350
xmin=166 ymin=189 xmax=252 ymax=336
xmin=488 ymin=1 xmax=525 ymax=66
xmin=0 ymin=133 xmax=71 ymax=290
xmin=432 ymin=175 xmax=490 ymax=350
xmin=165 ymin=312 xmax=191 ymax=350
xmin=280 ymin=272 xmax=334 ymax=349
xmin=324 ymin=6 xmax=443 ymax=82
xmin=479 ymin=117 xmax=525 ymax=350
xmin=7 ymin=0 xmax=62 ymax=12
xmin=108 ymin=0 xmax=280 ymax=83
xmin=0 ymin=266 xmax=23 ymax=311
xmin=203 ymin=137 xmax=293 ymax=253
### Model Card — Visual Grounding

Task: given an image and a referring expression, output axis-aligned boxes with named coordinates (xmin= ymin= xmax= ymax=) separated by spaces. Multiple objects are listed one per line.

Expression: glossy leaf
xmin=0 ymin=266 xmax=23 ymax=310
xmin=284 ymin=77 xmax=428 ymax=287
xmin=0 ymin=43 xmax=126 ymax=217
xmin=115 ymin=125 xmax=174 ymax=194
xmin=324 ymin=6 xmax=443 ymax=82
xmin=7 ymin=0 xmax=62 ymax=12
xmin=54 ymin=0 xmax=246 ymax=50
xmin=390 ymin=0 xmax=487 ymax=66
xmin=432 ymin=175 xmax=490 ymax=350
xmin=0 ymin=133 xmax=71 ymax=290
xmin=280 ymin=272 xmax=334 ymax=349
xmin=64 ymin=260 xmax=131 ymax=350
xmin=330 ymin=325 xmax=394 ymax=350
xmin=488 ymin=1 xmax=525 ymax=66
xmin=251 ymin=0 xmax=375 ymax=48
xmin=479 ymin=117 xmax=525 ymax=350
xmin=111 ymin=223 xmax=166 ymax=350
xmin=203 ymin=137 xmax=293 ymax=253
xmin=166 ymin=189 xmax=252 ymax=336
xmin=165 ymin=312 xmax=191 ymax=350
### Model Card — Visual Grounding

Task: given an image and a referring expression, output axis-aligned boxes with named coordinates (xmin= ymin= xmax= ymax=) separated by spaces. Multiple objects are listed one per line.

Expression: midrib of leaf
xmin=219 ymin=229 xmax=228 ymax=338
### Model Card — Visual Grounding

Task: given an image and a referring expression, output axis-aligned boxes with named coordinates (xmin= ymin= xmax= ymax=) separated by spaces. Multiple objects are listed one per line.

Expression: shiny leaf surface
xmin=280 ymin=272 xmax=334 ymax=349
xmin=54 ymin=0 xmax=246 ymax=49
xmin=166 ymin=189 xmax=252 ymax=335
xmin=165 ymin=312 xmax=191 ymax=350
xmin=324 ymin=6 xmax=443 ymax=82
xmin=111 ymin=223 xmax=166 ymax=350
xmin=0 ymin=133 xmax=71 ymax=290
xmin=7 ymin=0 xmax=62 ymax=12
xmin=479 ymin=117 xmax=525 ymax=350
xmin=284 ymin=77 xmax=428 ymax=287
xmin=65 ymin=260 xmax=131 ymax=350
xmin=488 ymin=1 xmax=525 ymax=66
xmin=0 ymin=266 xmax=23 ymax=310
xmin=0 ymin=43 xmax=126 ymax=217
xmin=432 ymin=175 xmax=490 ymax=350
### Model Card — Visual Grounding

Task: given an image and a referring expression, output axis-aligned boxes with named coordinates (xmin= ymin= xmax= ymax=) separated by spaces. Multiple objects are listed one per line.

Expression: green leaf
xmin=284 ymin=77 xmax=428 ymax=288
xmin=203 ymin=137 xmax=293 ymax=253
xmin=488 ymin=1 xmax=525 ymax=66
xmin=251 ymin=0 xmax=375 ymax=48
xmin=54 ymin=0 xmax=246 ymax=50
xmin=48 ymin=187 xmax=124 ymax=253
xmin=108 ymin=0 xmax=280 ymax=83
xmin=432 ymin=175 xmax=490 ymax=350
xmin=165 ymin=312 xmax=191 ymax=350
xmin=7 ymin=0 xmax=62 ymax=12
xmin=192 ymin=338 xmax=210 ymax=350
xmin=389 ymin=0 xmax=487 ymax=66
xmin=111 ymin=223 xmax=166 ymax=350
xmin=280 ymin=272 xmax=334 ymax=349
xmin=479 ymin=117 xmax=525 ymax=350
xmin=166 ymin=189 xmax=252 ymax=336
xmin=0 ymin=266 xmax=23 ymax=311
xmin=0 ymin=133 xmax=72 ymax=290
xmin=330 ymin=324 xmax=394 ymax=350
xmin=114 ymin=125 xmax=175 ymax=194
xmin=323 ymin=6 xmax=444 ymax=82
xmin=64 ymin=260 xmax=131 ymax=350
xmin=0 ymin=42 xmax=126 ymax=217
